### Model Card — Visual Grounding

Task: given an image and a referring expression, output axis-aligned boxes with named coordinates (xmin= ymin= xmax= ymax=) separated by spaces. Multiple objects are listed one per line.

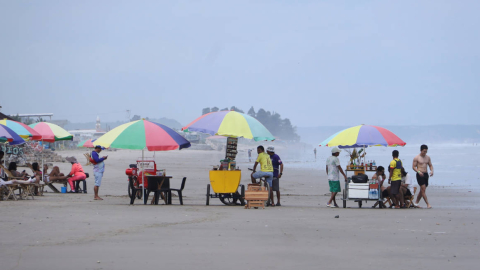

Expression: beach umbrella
xmin=0 ymin=119 xmax=42 ymax=140
xmin=319 ymin=125 xmax=406 ymax=148
xmin=182 ymin=111 xmax=275 ymax=141
xmin=0 ymin=124 xmax=25 ymax=145
xmin=28 ymin=122 xmax=73 ymax=143
xmin=93 ymin=119 xmax=191 ymax=201
xmin=77 ymin=139 xmax=96 ymax=148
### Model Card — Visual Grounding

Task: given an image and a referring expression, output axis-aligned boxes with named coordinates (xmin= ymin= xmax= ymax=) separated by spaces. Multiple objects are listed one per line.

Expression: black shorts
xmin=382 ymin=189 xmax=390 ymax=198
xmin=390 ymin=181 xmax=401 ymax=195
xmin=405 ymin=189 xmax=412 ymax=196
xmin=272 ymin=177 xmax=279 ymax=191
xmin=416 ymin=173 xmax=429 ymax=187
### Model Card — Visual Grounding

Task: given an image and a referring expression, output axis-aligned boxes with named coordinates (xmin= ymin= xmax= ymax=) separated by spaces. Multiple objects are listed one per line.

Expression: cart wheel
xmin=206 ymin=184 xmax=210 ymax=206
xmin=128 ymin=182 xmax=132 ymax=198
xmin=220 ymin=194 xmax=238 ymax=205
xmin=239 ymin=185 xmax=245 ymax=206
xmin=358 ymin=201 xmax=362 ymax=208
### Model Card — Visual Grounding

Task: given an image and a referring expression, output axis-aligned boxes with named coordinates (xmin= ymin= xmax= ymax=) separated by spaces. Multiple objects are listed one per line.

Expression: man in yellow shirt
xmin=251 ymin=145 xmax=274 ymax=206
xmin=388 ymin=150 xmax=404 ymax=208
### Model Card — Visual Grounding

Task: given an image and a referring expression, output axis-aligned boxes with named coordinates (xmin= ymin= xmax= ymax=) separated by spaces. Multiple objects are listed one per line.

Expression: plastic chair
xmin=168 ymin=177 xmax=187 ymax=205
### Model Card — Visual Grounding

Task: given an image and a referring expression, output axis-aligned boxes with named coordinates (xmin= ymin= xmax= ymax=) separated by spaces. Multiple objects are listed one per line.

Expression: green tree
xmin=211 ymin=107 xmax=219 ymax=112
xmin=220 ymin=107 xmax=229 ymax=111
xmin=247 ymin=106 xmax=256 ymax=118
xmin=230 ymin=106 xmax=244 ymax=113
xmin=202 ymin=107 xmax=211 ymax=115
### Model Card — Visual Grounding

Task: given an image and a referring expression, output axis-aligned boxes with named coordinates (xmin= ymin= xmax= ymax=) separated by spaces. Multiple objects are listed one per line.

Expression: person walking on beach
xmin=326 ymin=147 xmax=347 ymax=207
xmin=251 ymin=145 xmax=275 ymax=206
xmin=314 ymin=148 xmax=317 ymax=160
xmin=91 ymin=145 xmax=108 ymax=200
xmin=248 ymin=149 xmax=252 ymax=162
xmin=388 ymin=150 xmax=404 ymax=208
xmin=267 ymin=146 xmax=283 ymax=206
xmin=413 ymin=144 xmax=434 ymax=208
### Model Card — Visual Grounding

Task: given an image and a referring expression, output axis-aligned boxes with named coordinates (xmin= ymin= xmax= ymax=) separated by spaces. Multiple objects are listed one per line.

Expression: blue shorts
xmin=252 ymin=171 xmax=273 ymax=187
xmin=94 ymin=172 xmax=103 ymax=187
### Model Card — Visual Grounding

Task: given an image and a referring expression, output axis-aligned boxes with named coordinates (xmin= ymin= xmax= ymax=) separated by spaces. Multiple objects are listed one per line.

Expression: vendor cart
xmin=206 ymin=137 xmax=245 ymax=206
xmin=125 ymin=159 xmax=164 ymax=199
xmin=342 ymin=164 xmax=385 ymax=208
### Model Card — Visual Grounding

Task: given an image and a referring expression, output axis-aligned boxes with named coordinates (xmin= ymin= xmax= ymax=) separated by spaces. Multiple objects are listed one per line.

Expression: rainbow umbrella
xmin=0 ymin=124 xmax=25 ymax=145
xmin=77 ymin=139 xmax=96 ymax=148
xmin=94 ymin=119 xmax=191 ymax=150
xmin=319 ymin=125 xmax=406 ymax=147
xmin=0 ymin=119 xmax=42 ymax=140
xmin=29 ymin=122 xmax=73 ymax=142
xmin=94 ymin=119 xmax=191 ymax=202
xmin=182 ymin=111 xmax=275 ymax=141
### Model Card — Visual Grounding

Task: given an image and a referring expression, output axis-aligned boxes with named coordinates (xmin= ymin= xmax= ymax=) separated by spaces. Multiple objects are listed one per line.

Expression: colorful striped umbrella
xmin=29 ymin=122 xmax=73 ymax=142
xmin=0 ymin=124 xmax=25 ymax=145
xmin=182 ymin=111 xmax=275 ymax=141
xmin=94 ymin=119 xmax=191 ymax=151
xmin=77 ymin=139 xmax=96 ymax=148
xmin=0 ymin=119 xmax=42 ymax=140
xmin=319 ymin=125 xmax=406 ymax=147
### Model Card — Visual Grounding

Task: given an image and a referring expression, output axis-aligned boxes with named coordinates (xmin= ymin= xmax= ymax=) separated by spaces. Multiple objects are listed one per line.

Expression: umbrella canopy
xmin=29 ymin=122 xmax=73 ymax=142
xmin=77 ymin=139 xmax=96 ymax=148
xmin=0 ymin=119 xmax=42 ymax=140
xmin=94 ymin=119 xmax=191 ymax=151
xmin=182 ymin=111 xmax=275 ymax=141
xmin=319 ymin=125 xmax=406 ymax=147
xmin=0 ymin=124 xmax=25 ymax=145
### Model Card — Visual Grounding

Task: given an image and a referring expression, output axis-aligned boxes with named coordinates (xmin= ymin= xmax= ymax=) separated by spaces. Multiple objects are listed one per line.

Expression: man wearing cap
xmin=65 ymin=156 xmax=86 ymax=193
xmin=267 ymin=146 xmax=283 ymax=206
xmin=92 ymin=145 xmax=108 ymax=200
xmin=326 ymin=147 xmax=347 ymax=207
xmin=251 ymin=145 xmax=275 ymax=206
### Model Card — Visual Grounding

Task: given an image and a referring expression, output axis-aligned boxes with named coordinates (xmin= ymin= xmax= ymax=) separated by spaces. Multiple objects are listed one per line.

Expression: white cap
xmin=266 ymin=146 xmax=275 ymax=152
xmin=331 ymin=147 xmax=341 ymax=153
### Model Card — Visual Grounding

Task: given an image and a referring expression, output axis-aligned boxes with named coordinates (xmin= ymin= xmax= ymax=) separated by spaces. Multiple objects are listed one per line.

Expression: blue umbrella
xmin=0 ymin=124 xmax=25 ymax=145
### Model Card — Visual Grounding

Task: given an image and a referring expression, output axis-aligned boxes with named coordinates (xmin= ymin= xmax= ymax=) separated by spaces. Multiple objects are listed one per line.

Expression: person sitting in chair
xmin=372 ymin=166 xmax=389 ymax=208
xmin=65 ymin=157 xmax=87 ymax=193
xmin=8 ymin=162 xmax=27 ymax=178
xmin=399 ymin=168 xmax=416 ymax=207
xmin=48 ymin=166 xmax=68 ymax=182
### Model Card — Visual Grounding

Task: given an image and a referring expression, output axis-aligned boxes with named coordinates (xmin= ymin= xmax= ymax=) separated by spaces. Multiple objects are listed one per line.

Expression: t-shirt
xmin=326 ymin=156 xmax=341 ymax=181
xmin=256 ymin=152 xmax=273 ymax=172
xmin=389 ymin=158 xmax=403 ymax=181
xmin=270 ymin=154 xmax=283 ymax=177
xmin=401 ymin=173 xmax=415 ymax=195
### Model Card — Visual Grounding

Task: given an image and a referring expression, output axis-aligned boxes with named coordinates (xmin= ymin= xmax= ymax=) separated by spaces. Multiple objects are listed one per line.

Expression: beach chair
xmin=84 ymin=153 xmax=92 ymax=166
xmin=166 ymin=177 xmax=187 ymax=205
xmin=0 ymin=164 xmax=38 ymax=198
xmin=1 ymin=182 xmax=20 ymax=200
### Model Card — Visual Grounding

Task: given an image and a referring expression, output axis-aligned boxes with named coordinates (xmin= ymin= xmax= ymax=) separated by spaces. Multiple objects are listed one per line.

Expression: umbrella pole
xmin=141 ymin=148 xmax=145 ymax=204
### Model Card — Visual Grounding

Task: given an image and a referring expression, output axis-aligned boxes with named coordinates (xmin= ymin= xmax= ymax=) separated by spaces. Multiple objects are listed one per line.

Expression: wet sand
xmin=1 ymin=149 xmax=478 ymax=270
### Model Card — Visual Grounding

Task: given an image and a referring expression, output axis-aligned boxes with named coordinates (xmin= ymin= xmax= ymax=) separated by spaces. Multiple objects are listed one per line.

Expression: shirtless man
xmin=412 ymin=144 xmax=434 ymax=208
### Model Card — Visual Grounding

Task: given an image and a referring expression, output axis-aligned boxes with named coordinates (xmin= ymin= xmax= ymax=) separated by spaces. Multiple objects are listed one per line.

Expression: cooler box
xmin=348 ymin=183 xmax=369 ymax=199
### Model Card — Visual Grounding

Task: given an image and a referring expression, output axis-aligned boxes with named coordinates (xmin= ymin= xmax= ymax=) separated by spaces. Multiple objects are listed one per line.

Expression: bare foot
xmin=427 ymin=205 xmax=432 ymax=209
xmin=94 ymin=197 xmax=103 ymax=200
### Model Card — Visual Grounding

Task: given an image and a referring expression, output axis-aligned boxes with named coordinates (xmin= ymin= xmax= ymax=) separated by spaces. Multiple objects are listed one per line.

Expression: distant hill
xmin=298 ymin=125 xmax=480 ymax=145
xmin=65 ymin=117 xmax=183 ymax=131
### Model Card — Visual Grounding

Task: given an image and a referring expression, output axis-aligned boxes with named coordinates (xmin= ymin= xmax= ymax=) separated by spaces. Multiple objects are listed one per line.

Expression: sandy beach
xmin=1 ymin=148 xmax=479 ymax=270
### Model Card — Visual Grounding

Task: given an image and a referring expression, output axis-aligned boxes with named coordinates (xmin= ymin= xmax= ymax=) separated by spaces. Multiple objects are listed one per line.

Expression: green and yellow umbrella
xmin=29 ymin=122 xmax=73 ymax=142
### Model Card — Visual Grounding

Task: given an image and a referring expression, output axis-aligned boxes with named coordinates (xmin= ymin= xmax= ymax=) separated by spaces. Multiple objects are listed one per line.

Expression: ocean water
xmin=239 ymin=144 xmax=480 ymax=190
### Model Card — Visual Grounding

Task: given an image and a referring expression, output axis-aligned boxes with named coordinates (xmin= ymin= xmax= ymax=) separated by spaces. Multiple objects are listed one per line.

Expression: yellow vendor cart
xmin=206 ymin=169 xmax=245 ymax=206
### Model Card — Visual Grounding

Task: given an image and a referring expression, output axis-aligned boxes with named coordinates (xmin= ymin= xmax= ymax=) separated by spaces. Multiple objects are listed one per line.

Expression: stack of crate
xmin=244 ymin=184 xmax=269 ymax=209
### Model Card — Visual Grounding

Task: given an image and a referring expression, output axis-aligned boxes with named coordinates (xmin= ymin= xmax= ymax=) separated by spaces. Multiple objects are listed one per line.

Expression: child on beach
xmin=326 ymin=147 xmax=347 ymax=207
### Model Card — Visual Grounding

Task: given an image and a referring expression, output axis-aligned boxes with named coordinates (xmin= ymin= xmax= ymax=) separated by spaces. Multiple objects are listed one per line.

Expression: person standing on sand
xmin=251 ymin=145 xmax=275 ymax=206
xmin=314 ymin=148 xmax=317 ymax=160
xmin=388 ymin=150 xmax=404 ymax=208
xmin=91 ymin=145 xmax=108 ymax=200
xmin=267 ymin=146 xmax=283 ymax=206
xmin=413 ymin=144 xmax=434 ymax=208
xmin=248 ymin=149 xmax=252 ymax=162
xmin=326 ymin=147 xmax=347 ymax=207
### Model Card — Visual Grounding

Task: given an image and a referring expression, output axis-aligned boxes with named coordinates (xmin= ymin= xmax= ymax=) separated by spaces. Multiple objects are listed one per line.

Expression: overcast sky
xmin=1 ymin=0 xmax=478 ymax=127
